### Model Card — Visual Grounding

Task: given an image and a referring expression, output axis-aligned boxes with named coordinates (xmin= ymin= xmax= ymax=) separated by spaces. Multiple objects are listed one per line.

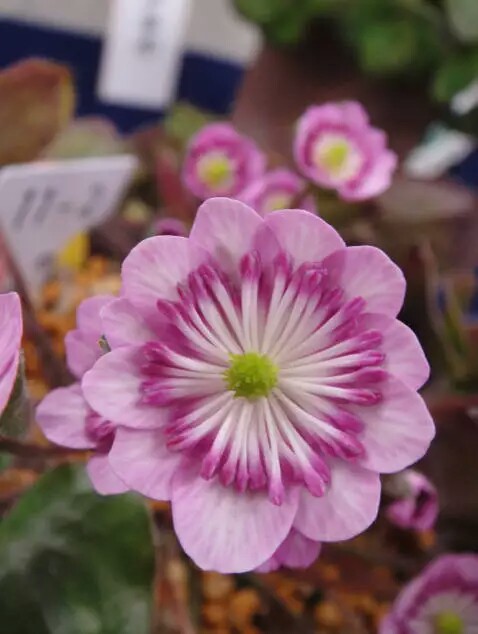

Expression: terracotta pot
xmin=233 ymin=23 xmax=439 ymax=162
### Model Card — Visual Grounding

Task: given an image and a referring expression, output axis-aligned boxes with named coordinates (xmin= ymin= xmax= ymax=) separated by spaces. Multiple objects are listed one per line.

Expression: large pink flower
xmin=36 ymin=295 xmax=128 ymax=495
xmin=239 ymin=169 xmax=317 ymax=216
xmin=182 ymin=123 xmax=265 ymax=200
xmin=381 ymin=554 xmax=478 ymax=633
xmin=82 ymin=198 xmax=434 ymax=573
xmin=294 ymin=101 xmax=397 ymax=201
xmin=0 ymin=292 xmax=22 ymax=416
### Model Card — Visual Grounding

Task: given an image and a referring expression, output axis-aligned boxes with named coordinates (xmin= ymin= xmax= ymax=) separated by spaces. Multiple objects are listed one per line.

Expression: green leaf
xmin=163 ymin=102 xmax=213 ymax=147
xmin=44 ymin=118 xmax=124 ymax=160
xmin=433 ymin=49 xmax=478 ymax=102
xmin=0 ymin=453 xmax=13 ymax=472
xmin=356 ymin=17 xmax=441 ymax=75
xmin=0 ymin=464 xmax=154 ymax=634
xmin=234 ymin=0 xmax=322 ymax=44
xmin=445 ymin=0 xmax=478 ymax=42
xmin=0 ymin=356 xmax=29 ymax=439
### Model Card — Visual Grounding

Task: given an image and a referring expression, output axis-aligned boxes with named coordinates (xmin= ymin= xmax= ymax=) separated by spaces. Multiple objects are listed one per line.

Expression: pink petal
xmin=275 ymin=529 xmax=321 ymax=568
xmin=36 ymin=383 xmax=95 ymax=449
xmin=76 ymin=295 xmax=114 ymax=341
xmin=390 ymin=554 xmax=478 ymax=621
xmin=101 ymin=298 xmax=155 ymax=349
xmin=263 ymin=209 xmax=345 ymax=265
xmin=356 ymin=375 xmax=435 ymax=474
xmin=171 ymin=467 xmax=299 ymax=573
xmin=295 ymin=461 xmax=380 ymax=542
xmin=255 ymin=557 xmax=280 ymax=573
xmin=357 ymin=313 xmax=430 ymax=390
xmin=386 ymin=469 xmax=438 ymax=531
xmin=323 ymin=246 xmax=406 ymax=317
xmin=65 ymin=330 xmax=101 ymax=379
xmin=189 ymin=197 xmax=265 ymax=275
xmin=121 ymin=236 xmax=209 ymax=321
xmin=86 ymin=454 xmax=128 ymax=495
xmin=340 ymin=150 xmax=397 ymax=201
xmin=109 ymin=427 xmax=181 ymax=501
xmin=0 ymin=292 xmax=22 ymax=412
xmin=82 ymin=346 xmax=164 ymax=429
xmin=340 ymin=101 xmax=370 ymax=129
xmin=378 ymin=614 xmax=400 ymax=634
xmin=0 ymin=353 xmax=19 ymax=416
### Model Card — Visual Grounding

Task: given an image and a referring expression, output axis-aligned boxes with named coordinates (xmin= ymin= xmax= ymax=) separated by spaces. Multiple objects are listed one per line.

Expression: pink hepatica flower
xmin=294 ymin=101 xmax=397 ymax=202
xmin=386 ymin=469 xmax=438 ymax=532
xmin=381 ymin=554 xmax=478 ymax=633
xmin=240 ymin=169 xmax=317 ymax=216
xmin=36 ymin=295 xmax=127 ymax=495
xmin=0 ymin=292 xmax=22 ymax=416
xmin=182 ymin=123 xmax=265 ymax=200
xmin=82 ymin=198 xmax=434 ymax=573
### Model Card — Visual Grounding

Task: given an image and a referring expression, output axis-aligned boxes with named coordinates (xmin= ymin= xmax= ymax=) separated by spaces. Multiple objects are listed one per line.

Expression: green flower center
xmin=198 ymin=155 xmax=232 ymax=188
xmin=435 ymin=612 xmax=464 ymax=634
xmin=225 ymin=352 xmax=278 ymax=399
xmin=318 ymin=140 xmax=350 ymax=174
xmin=263 ymin=193 xmax=291 ymax=213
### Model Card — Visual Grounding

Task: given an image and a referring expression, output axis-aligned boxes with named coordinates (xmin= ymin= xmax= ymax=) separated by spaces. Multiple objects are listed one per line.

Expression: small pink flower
xmin=81 ymin=198 xmax=434 ymax=573
xmin=239 ymin=169 xmax=317 ymax=216
xmin=36 ymin=295 xmax=129 ymax=495
xmin=294 ymin=101 xmax=397 ymax=201
xmin=182 ymin=123 xmax=265 ymax=200
xmin=381 ymin=554 xmax=478 ymax=633
xmin=154 ymin=217 xmax=188 ymax=237
xmin=386 ymin=469 xmax=438 ymax=531
xmin=0 ymin=292 xmax=22 ymax=416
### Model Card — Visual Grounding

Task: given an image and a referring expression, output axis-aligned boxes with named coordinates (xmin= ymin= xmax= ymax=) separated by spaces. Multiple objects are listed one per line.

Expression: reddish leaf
xmin=0 ymin=58 xmax=75 ymax=166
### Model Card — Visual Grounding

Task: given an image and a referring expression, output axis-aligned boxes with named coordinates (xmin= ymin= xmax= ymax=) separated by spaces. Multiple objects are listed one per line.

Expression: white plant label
xmin=0 ymin=155 xmax=137 ymax=299
xmin=98 ymin=0 xmax=192 ymax=109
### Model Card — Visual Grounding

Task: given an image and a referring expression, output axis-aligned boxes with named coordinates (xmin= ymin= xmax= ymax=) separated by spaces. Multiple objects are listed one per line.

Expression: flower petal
xmin=171 ymin=467 xmax=299 ymax=573
xmin=255 ymin=557 xmax=280 ymax=573
xmin=340 ymin=101 xmax=370 ymax=129
xmin=65 ymin=330 xmax=101 ymax=379
xmin=378 ymin=614 xmax=400 ymax=634
xmin=0 ymin=292 xmax=22 ymax=412
xmin=323 ymin=246 xmax=406 ymax=317
xmin=357 ymin=375 xmax=435 ymax=474
xmin=101 ymin=298 xmax=155 ymax=349
xmin=358 ymin=313 xmax=430 ymax=389
xmin=109 ymin=427 xmax=181 ymax=501
xmin=86 ymin=454 xmax=128 ymax=495
xmin=295 ymin=461 xmax=380 ymax=542
xmin=386 ymin=469 xmax=438 ymax=531
xmin=341 ymin=151 xmax=397 ymax=201
xmin=275 ymin=529 xmax=321 ymax=568
xmin=189 ymin=197 xmax=264 ymax=275
xmin=36 ymin=383 xmax=95 ymax=449
xmin=76 ymin=295 xmax=114 ymax=341
xmin=264 ymin=209 xmax=345 ymax=265
xmin=82 ymin=346 xmax=164 ymax=429
xmin=121 ymin=236 xmax=209 ymax=320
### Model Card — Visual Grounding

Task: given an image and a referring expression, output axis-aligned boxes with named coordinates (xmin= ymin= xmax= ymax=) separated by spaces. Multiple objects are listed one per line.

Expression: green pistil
xmin=320 ymin=140 xmax=349 ymax=173
xmin=200 ymin=157 xmax=231 ymax=188
xmin=435 ymin=612 xmax=464 ymax=634
xmin=225 ymin=352 xmax=278 ymax=400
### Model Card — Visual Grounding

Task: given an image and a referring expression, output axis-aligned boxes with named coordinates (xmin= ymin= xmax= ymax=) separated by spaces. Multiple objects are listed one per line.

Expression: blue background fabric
xmin=0 ymin=18 xmax=244 ymax=133
xmin=0 ymin=18 xmax=476 ymax=188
